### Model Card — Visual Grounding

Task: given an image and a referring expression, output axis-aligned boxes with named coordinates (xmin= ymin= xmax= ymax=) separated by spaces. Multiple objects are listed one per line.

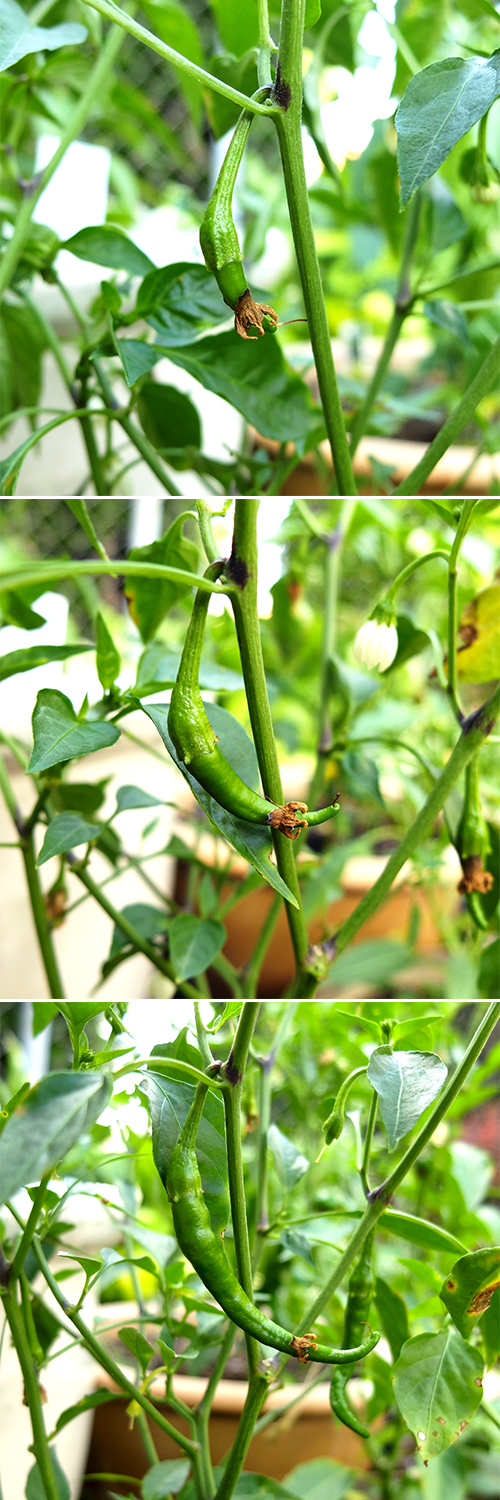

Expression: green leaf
xmin=380 ymin=614 xmax=431 ymax=674
xmin=479 ymin=937 xmax=500 ymax=999
xmin=0 ymin=1081 xmax=30 ymax=1133
xmin=134 ymin=643 xmax=244 ymax=695
xmin=0 ymin=587 xmax=46 ymax=629
xmin=280 ymin=1227 xmax=316 ymax=1267
xmin=424 ymin=300 xmax=472 ymax=346
xmin=61 ymin=1252 xmax=104 ymax=1277
xmin=105 ymin=903 xmax=169 ymax=963
xmin=450 ymin=1140 xmax=493 ymax=1211
xmin=396 ymin=52 xmax=500 ymax=205
xmin=379 ymin=1211 xmax=465 ymax=1256
xmin=205 ymin=53 xmax=258 ymax=138
xmin=137 ymin=381 xmax=201 ymax=463
xmin=52 ymin=781 xmax=108 ymax=816
xmin=25 ymin=1450 xmax=70 ymax=1500
xmin=169 ymin=913 xmax=225 ymax=981
xmin=118 ymin=1325 xmax=155 ymax=1373
xmin=366 ymin=1047 xmax=448 ymax=1151
xmin=374 ymin=1275 xmax=410 ymax=1363
xmin=27 ymin=688 xmax=120 ymax=774
xmin=209 ymin=0 xmax=259 ymax=55
xmin=342 ymin=750 xmax=385 ymax=807
xmin=141 ymin=1460 xmax=191 ymax=1500
xmin=54 ymin=1390 xmax=120 ymax=1435
xmin=393 ymin=1013 xmax=442 ymax=1041
xmin=304 ymin=0 xmax=322 ymax=26
xmin=160 ymin=328 xmax=320 ymax=446
xmin=95 ymin=612 xmax=121 ymax=690
xmin=328 ymin=943 xmax=410 ymax=991
xmin=32 ymin=1003 xmax=58 ymax=1036
xmin=138 ymin=261 xmax=230 ymax=341
xmin=481 ymin=1285 xmax=500 ymax=1368
xmin=439 ymin=1248 xmax=500 ymax=1339
xmin=0 ymin=302 xmax=47 ymax=420
xmin=206 ymin=1002 xmax=243 ymax=1033
xmin=204 ymin=703 xmax=259 ymax=791
xmin=62 ymin=225 xmax=153 ymax=276
xmin=268 ymin=1123 xmax=310 ymax=1192
xmin=115 ymin=785 xmax=164 ymax=812
xmin=114 ymin=339 xmax=160 ymax=387
xmin=392 ymin=1327 xmax=484 ymax=1460
xmin=57 ymin=1002 xmax=110 ymax=1038
xmin=284 ymin=1459 xmax=353 ymax=1500
xmin=0 ymin=644 xmax=92 ymax=682
xmin=0 ymin=0 xmax=86 ymax=70
xmin=124 ymin=513 xmax=199 ymax=644
xmin=0 ymin=1071 xmax=111 ymax=1205
xmin=65 ymin=499 xmax=106 ymax=557
xmin=141 ymin=702 xmax=299 ymax=908
xmin=141 ymin=0 xmax=204 ymax=126
xmin=35 ymin=812 xmax=101 ymax=867
xmin=142 ymin=1058 xmax=229 ymax=1233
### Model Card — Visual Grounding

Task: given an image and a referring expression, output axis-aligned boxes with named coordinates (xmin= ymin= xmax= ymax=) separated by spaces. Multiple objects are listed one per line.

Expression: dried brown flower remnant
xmin=291 ymin=1333 xmax=318 ymax=1363
xmin=234 ymin=289 xmax=279 ymax=339
xmin=458 ymin=855 xmax=494 ymax=894
xmin=268 ymin=800 xmax=309 ymax=839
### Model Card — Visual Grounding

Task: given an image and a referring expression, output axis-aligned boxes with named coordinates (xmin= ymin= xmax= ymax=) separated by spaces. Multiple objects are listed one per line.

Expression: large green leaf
xmin=25 ymin=1450 xmax=70 ymax=1500
xmin=159 ymin=328 xmax=321 ymax=446
xmin=439 ymin=1248 xmax=500 ymax=1339
xmin=27 ymin=688 xmax=120 ymax=773
xmin=204 ymin=703 xmax=259 ymax=791
xmin=142 ymin=1460 xmax=191 ymax=1500
xmin=95 ymin=612 xmax=121 ymax=690
xmin=0 ymin=302 xmax=47 ymax=421
xmin=366 ymin=1047 xmax=447 ymax=1151
xmin=137 ymin=261 xmax=229 ymax=341
xmin=396 ymin=51 xmax=500 ymax=205
xmin=62 ymin=225 xmax=153 ymax=276
xmin=168 ymin=913 xmax=225 ymax=981
xmin=142 ymin=1047 xmax=229 ymax=1232
xmin=374 ymin=1276 xmax=410 ymax=1363
xmin=209 ymin=0 xmax=259 ymax=54
xmin=0 ymin=1072 xmax=111 ymax=1205
xmin=0 ymin=0 xmax=86 ymax=70
xmin=343 ymin=1209 xmax=465 ymax=1256
xmin=124 ymin=513 xmax=199 ymax=643
xmin=141 ymin=702 xmax=299 ymax=907
xmin=0 ymin=644 xmax=92 ymax=682
xmin=137 ymin=381 xmax=201 ymax=462
xmin=284 ymin=1459 xmax=353 ymax=1500
xmin=134 ymin=643 xmax=244 ymax=695
xmin=392 ymin=1328 xmax=484 ymax=1460
xmin=35 ymin=812 xmax=101 ymax=867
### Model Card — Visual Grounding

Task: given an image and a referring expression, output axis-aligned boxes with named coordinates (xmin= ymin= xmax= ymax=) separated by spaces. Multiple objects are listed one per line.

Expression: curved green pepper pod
xmin=199 ymin=109 xmax=279 ymax=338
xmin=330 ymin=1230 xmax=375 ymax=1437
xmin=457 ymin=755 xmax=494 ymax=928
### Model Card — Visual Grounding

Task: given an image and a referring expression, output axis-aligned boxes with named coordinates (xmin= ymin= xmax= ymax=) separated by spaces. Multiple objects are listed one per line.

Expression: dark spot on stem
xmin=224 ymin=1050 xmax=242 ymax=1087
xmin=228 ymin=544 xmax=248 ymax=589
xmin=273 ymin=61 xmax=292 ymax=111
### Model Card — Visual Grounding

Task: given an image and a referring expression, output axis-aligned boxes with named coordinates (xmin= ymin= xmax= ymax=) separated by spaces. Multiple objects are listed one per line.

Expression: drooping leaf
xmin=115 ymin=785 xmax=164 ymax=812
xmin=62 ymin=225 xmax=153 ymax=276
xmin=0 ymin=0 xmax=86 ymax=70
xmin=0 ymin=302 xmax=47 ymax=423
xmin=366 ymin=1047 xmax=448 ymax=1151
xmin=392 ymin=1328 xmax=484 ymax=1460
xmin=142 ymin=1461 xmax=191 ymax=1500
xmin=114 ymin=339 xmax=160 ymax=387
xmin=104 ymin=904 xmax=169 ymax=970
xmin=268 ymin=1123 xmax=310 ymax=1192
xmin=65 ymin=499 xmax=106 ymax=556
xmin=118 ymin=1325 xmax=155 ymax=1373
xmin=141 ymin=702 xmax=299 ymax=907
xmin=0 ymin=644 xmax=92 ymax=682
xmin=342 ymin=750 xmax=385 ymax=807
xmin=439 ymin=1248 xmax=500 ymax=1339
xmin=159 ymin=328 xmax=321 ymax=446
xmin=169 ymin=913 xmax=225 ymax=981
xmin=124 ymin=513 xmax=199 ymax=643
xmin=95 ymin=612 xmax=121 ymax=690
xmin=35 ymin=812 xmax=101 ymax=868
xmin=279 ymin=1227 xmax=316 ymax=1267
xmin=25 ymin=1449 xmax=70 ymax=1500
xmin=0 ymin=1072 xmax=111 ymax=1205
xmin=137 ymin=382 xmax=201 ymax=462
xmin=27 ymin=688 xmax=119 ymax=774
xmin=396 ymin=52 xmax=500 ymax=205
xmin=0 ymin=585 xmax=46 ymax=629
xmin=374 ymin=1276 xmax=410 ymax=1363
xmin=54 ymin=1389 xmax=121 ymax=1435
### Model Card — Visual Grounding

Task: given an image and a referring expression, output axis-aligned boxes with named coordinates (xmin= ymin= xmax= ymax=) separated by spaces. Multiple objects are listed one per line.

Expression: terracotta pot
xmin=173 ymin=828 xmax=461 ymax=997
xmin=87 ymin=1369 xmax=371 ymax=1484
xmin=248 ymin=429 xmax=499 ymax=496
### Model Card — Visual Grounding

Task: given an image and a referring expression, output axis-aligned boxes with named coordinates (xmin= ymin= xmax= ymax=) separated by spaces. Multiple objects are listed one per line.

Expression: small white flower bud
xmin=353 ymin=618 xmax=398 ymax=672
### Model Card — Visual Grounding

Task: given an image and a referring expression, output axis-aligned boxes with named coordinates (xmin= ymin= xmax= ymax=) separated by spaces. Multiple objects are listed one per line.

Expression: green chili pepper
xmin=167 ymin=563 xmax=341 ymax=837
xmin=321 ymin=1067 xmax=367 ymax=1149
xmin=330 ymin=1229 xmax=375 ymax=1438
xmin=457 ymin=755 xmax=494 ymax=929
xmin=199 ymin=108 xmax=279 ymax=340
xmin=166 ymin=1087 xmax=380 ymax=1365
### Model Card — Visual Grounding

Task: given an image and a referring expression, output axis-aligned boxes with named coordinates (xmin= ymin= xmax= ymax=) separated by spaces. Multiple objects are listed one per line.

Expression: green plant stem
xmin=0 ymin=25 xmax=124 ymax=296
xmin=244 ymin=894 xmax=281 ymax=998
xmin=31 ymin=1237 xmax=201 ymax=1464
xmin=194 ymin=1002 xmax=215 ymax=1068
xmin=306 ymin=500 xmax=356 ymax=813
xmin=393 ymin=336 xmax=500 ymax=495
xmin=286 ymin=999 xmax=500 ymax=1351
xmin=20 ymin=292 xmax=109 ymax=497
xmin=135 ymin=1410 xmax=159 ymax=1467
xmin=215 ymin=1374 xmax=269 ymax=1500
xmin=92 ymin=361 xmax=182 ymax=495
xmin=257 ymin=0 xmax=274 ymax=86
xmin=253 ymin=1365 xmax=327 ymax=1435
xmin=349 ymin=191 xmax=421 ymax=458
xmin=80 ymin=0 xmax=278 ymax=115
xmin=1 ymin=558 xmax=231 ymax=596
xmin=21 ymin=834 xmax=65 ymax=998
xmin=2 ymin=1288 xmax=60 ymax=1500
xmin=9 ymin=1177 xmax=50 ymax=1280
xmin=385 ymin=548 xmax=451 ymax=604
xmin=223 ymin=1006 xmax=260 ymax=1375
xmin=447 ymin=498 xmax=478 ymax=723
xmin=195 ymin=1324 xmax=236 ymax=1497
xmin=196 ymin=501 xmax=221 ymax=565
xmin=228 ymin=501 xmax=311 ymax=986
xmin=360 ymin=1091 xmax=378 ymax=1198
xmin=273 ymin=0 xmax=356 ymax=496
xmin=331 ymin=680 xmax=500 ymax=961
xmin=254 ymin=1055 xmax=272 ymax=1239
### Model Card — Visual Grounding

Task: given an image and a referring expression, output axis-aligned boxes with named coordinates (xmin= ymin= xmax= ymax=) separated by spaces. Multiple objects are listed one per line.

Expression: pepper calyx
xmin=234 ymin=289 xmax=279 ymax=340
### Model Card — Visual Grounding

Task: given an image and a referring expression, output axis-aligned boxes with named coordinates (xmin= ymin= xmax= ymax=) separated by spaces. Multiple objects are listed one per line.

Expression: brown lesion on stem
xmin=458 ymin=855 xmax=494 ymax=894
xmin=267 ymin=800 xmax=308 ymax=839
xmin=234 ymin=289 xmax=279 ymax=340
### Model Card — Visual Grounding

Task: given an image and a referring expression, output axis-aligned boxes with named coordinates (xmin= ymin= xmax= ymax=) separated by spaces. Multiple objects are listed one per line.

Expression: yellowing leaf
xmin=456 ymin=583 xmax=500 ymax=683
